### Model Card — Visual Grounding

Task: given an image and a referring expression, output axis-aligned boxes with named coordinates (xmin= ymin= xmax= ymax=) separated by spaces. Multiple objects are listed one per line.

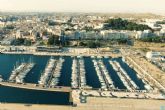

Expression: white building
xmin=0 ymin=21 xmax=5 ymax=27
xmin=135 ymin=30 xmax=152 ymax=39
xmin=100 ymin=30 xmax=129 ymax=40
xmin=146 ymin=51 xmax=160 ymax=60
xmin=159 ymin=28 xmax=165 ymax=36
xmin=145 ymin=19 xmax=162 ymax=30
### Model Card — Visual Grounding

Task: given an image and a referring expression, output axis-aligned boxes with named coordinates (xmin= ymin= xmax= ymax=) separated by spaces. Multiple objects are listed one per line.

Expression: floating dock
xmin=92 ymin=57 xmax=114 ymax=90
xmin=110 ymin=60 xmax=139 ymax=91
xmin=50 ymin=57 xmax=64 ymax=87
xmin=38 ymin=57 xmax=57 ymax=85
xmin=71 ymin=56 xmax=87 ymax=89
xmin=9 ymin=63 xmax=35 ymax=83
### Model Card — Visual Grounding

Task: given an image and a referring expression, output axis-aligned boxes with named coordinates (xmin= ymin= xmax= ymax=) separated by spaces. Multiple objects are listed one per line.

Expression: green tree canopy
xmin=139 ymin=36 xmax=165 ymax=43
xmin=11 ymin=38 xmax=32 ymax=46
xmin=87 ymin=41 xmax=101 ymax=48
xmin=104 ymin=18 xmax=152 ymax=31
xmin=47 ymin=35 xmax=60 ymax=45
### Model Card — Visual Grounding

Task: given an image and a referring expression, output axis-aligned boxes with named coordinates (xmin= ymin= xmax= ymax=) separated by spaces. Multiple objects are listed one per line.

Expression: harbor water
xmin=0 ymin=85 xmax=70 ymax=105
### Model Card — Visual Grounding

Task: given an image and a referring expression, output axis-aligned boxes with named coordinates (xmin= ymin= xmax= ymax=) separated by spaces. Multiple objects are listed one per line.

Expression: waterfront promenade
xmin=0 ymin=45 xmax=122 ymax=58
xmin=2 ymin=51 xmax=121 ymax=58
xmin=0 ymin=98 xmax=164 ymax=110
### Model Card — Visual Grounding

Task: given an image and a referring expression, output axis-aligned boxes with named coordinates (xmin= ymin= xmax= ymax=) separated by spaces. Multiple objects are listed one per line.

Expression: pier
xmin=97 ymin=59 xmax=115 ymax=90
xmin=92 ymin=57 xmax=114 ymax=90
xmin=109 ymin=60 xmax=140 ymax=91
xmin=0 ymin=81 xmax=72 ymax=92
xmin=78 ymin=56 xmax=87 ymax=88
xmin=38 ymin=58 xmax=57 ymax=85
xmin=71 ymin=58 xmax=79 ymax=88
xmin=50 ymin=57 xmax=64 ymax=87
xmin=9 ymin=63 xmax=35 ymax=83
xmin=114 ymin=61 xmax=139 ymax=90
xmin=39 ymin=57 xmax=65 ymax=87
xmin=71 ymin=56 xmax=87 ymax=89
xmin=110 ymin=61 xmax=132 ymax=91
xmin=93 ymin=58 xmax=107 ymax=90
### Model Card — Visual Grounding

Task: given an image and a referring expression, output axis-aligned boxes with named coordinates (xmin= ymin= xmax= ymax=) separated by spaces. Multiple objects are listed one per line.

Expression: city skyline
xmin=0 ymin=0 xmax=165 ymax=14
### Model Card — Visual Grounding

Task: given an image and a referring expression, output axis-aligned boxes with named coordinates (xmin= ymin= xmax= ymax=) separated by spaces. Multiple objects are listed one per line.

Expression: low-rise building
xmin=146 ymin=51 xmax=160 ymax=60
xmin=100 ymin=30 xmax=129 ymax=40
xmin=135 ymin=30 xmax=153 ymax=39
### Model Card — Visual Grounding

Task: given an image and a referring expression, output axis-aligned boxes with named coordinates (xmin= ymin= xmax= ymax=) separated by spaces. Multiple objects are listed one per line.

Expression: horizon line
xmin=0 ymin=10 xmax=165 ymax=16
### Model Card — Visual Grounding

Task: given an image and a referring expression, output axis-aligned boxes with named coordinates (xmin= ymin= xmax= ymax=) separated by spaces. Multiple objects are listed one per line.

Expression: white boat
xmin=122 ymin=57 xmax=126 ymax=62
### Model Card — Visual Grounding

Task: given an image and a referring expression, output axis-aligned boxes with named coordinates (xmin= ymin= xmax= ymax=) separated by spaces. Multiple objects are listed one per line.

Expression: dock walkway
xmin=0 ymin=82 xmax=72 ymax=92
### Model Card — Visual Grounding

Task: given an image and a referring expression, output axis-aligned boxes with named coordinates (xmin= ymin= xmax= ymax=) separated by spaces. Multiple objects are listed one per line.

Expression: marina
xmin=0 ymin=54 xmax=164 ymax=105
xmin=0 ymin=54 xmax=157 ymax=91
xmin=0 ymin=9 xmax=165 ymax=110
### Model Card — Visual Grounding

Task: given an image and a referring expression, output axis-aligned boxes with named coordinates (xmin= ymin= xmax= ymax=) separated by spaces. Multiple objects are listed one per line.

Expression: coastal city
xmin=0 ymin=12 xmax=165 ymax=110
xmin=0 ymin=0 xmax=165 ymax=110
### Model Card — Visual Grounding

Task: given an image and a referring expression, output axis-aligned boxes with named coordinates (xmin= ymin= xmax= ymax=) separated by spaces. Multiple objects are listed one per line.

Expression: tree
xmin=87 ymin=41 xmax=100 ymax=48
xmin=11 ymin=38 xmax=32 ymax=46
xmin=48 ymin=21 xmax=56 ymax=26
xmin=116 ymin=39 xmax=127 ymax=44
xmin=42 ymin=31 xmax=48 ymax=36
xmin=12 ymin=38 xmax=25 ymax=45
xmin=83 ymin=26 xmax=94 ymax=32
xmin=79 ymin=41 xmax=87 ymax=46
xmin=104 ymin=18 xmax=152 ymax=31
xmin=36 ymin=32 xmax=40 ymax=38
xmin=47 ymin=35 xmax=60 ymax=45
xmin=139 ymin=36 xmax=165 ymax=43
xmin=4 ymin=25 xmax=15 ymax=30
xmin=156 ymin=20 xmax=165 ymax=24
xmin=24 ymin=39 xmax=32 ymax=46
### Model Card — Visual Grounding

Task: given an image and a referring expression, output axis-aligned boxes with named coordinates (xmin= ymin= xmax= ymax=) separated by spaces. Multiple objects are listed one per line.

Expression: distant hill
xmin=0 ymin=12 xmax=163 ymax=19
xmin=107 ymin=13 xmax=163 ymax=19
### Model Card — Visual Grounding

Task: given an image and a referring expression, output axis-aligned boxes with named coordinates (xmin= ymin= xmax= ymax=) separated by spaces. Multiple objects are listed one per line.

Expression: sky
xmin=0 ymin=0 xmax=165 ymax=14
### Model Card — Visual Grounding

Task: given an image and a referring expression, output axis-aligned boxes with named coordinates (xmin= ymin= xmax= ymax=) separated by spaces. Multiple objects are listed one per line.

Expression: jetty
xmin=9 ymin=62 xmax=35 ymax=83
xmin=0 ymin=81 xmax=71 ymax=92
